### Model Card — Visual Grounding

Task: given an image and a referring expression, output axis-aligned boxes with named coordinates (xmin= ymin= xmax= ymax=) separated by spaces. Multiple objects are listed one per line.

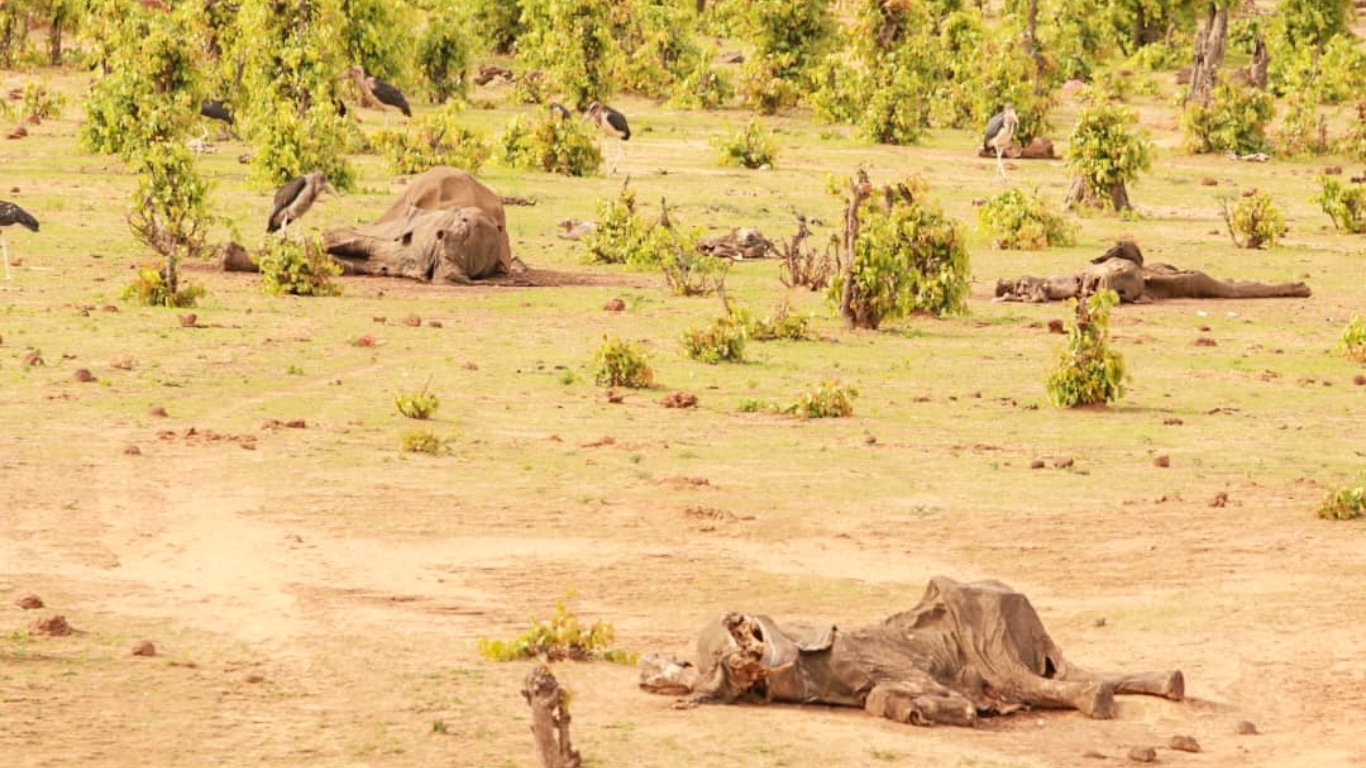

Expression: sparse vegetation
xmin=1314 ymin=175 xmax=1366 ymax=233
xmin=120 ymin=266 xmax=205 ymax=308
xmin=784 ymin=379 xmax=857 ymax=419
xmin=1220 ymin=190 xmax=1287 ymax=249
xmin=713 ymin=119 xmax=779 ymax=169
xmin=1317 ymin=483 xmax=1365 ymax=521
xmin=681 ymin=314 xmax=747 ymax=364
xmin=256 ymin=236 xmax=344 ymax=296
xmin=395 ymin=387 xmax=441 ymax=420
xmin=592 ymin=337 xmax=654 ymax=388
xmin=1339 ymin=315 xmax=1366 ymax=362
xmin=978 ymin=188 xmax=1077 ymax=250
xmin=476 ymin=599 xmax=637 ymax=664
xmin=1046 ymin=290 xmax=1126 ymax=408
xmin=401 ymin=429 xmax=449 ymax=455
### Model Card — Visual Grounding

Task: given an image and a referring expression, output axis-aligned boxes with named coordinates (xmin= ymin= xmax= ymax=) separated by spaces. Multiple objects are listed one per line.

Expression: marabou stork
xmin=199 ymin=99 xmax=235 ymax=126
xmin=585 ymin=101 xmax=631 ymax=175
xmin=336 ymin=65 xmax=411 ymax=127
xmin=267 ymin=171 xmax=337 ymax=237
xmin=983 ymin=104 xmax=1019 ymax=182
xmin=547 ymin=102 xmax=573 ymax=121
xmin=0 ymin=200 xmax=39 ymax=281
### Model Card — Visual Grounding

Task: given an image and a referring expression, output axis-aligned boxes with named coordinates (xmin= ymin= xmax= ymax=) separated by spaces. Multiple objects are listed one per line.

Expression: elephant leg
xmin=1002 ymin=677 xmax=1116 ymax=719
xmin=1056 ymin=666 xmax=1184 ymax=702
xmin=865 ymin=682 xmax=978 ymax=728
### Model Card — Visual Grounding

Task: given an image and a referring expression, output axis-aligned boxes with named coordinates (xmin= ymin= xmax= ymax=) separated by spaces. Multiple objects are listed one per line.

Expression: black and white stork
xmin=199 ymin=99 xmax=235 ymax=126
xmin=0 ymin=200 xmax=38 ymax=281
xmin=337 ymin=65 xmax=412 ymax=127
xmin=983 ymin=103 xmax=1019 ymax=182
xmin=585 ymin=101 xmax=631 ymax=174
xmin=267 ymin=171 xmax=336 ymax=236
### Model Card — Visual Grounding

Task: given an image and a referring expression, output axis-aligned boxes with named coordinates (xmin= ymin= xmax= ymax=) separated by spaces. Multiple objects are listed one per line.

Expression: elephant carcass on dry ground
xmin=321 ymin=166 xmax=514 ymax=284
xmin=640 ymin=577 xmax=1184 ymax=727
xmin=993 ymin=240 xmax=1312 ymax=303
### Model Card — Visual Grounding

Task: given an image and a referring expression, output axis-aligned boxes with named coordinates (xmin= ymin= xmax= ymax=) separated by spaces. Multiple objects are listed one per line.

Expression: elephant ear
xmin=751 ymin=617 xmax=836 ymax=669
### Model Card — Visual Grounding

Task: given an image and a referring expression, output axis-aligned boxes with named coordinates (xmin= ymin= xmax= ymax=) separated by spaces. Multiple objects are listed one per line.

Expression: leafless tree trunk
xmin=1248 ymin=33 xmax=1269 ymax=90
xmin=522 ymin=665 xmax=582 ymax=768
xmin=1023 ymin=0 xmax=1047 ymax=96
xmin=1187 ymin=3 xmax=1229 ymax=107
xmin=838 ymin=171 xmax=872 ymax=328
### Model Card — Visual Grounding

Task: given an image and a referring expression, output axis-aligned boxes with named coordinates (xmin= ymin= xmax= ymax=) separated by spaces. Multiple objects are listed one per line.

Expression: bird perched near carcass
xmin=983 ymin=103 xmax=1019 ymax=181
xmin=336 ymin=65 xmax=411 ymax=127
xmin=267 ymin=171 xmax=337 ymax=237
xmin=585 ymin=101 xmax=631 ymax=174
xmin=0 ymin=200 xmax=39 ymax=281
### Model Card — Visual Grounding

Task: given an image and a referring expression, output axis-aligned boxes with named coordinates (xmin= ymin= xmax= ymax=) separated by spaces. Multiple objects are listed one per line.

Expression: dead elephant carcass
xmin=640 ymin=576 xmax=1184 ymax=727
xmin=322 ymin=166 xmax=514 ymax=284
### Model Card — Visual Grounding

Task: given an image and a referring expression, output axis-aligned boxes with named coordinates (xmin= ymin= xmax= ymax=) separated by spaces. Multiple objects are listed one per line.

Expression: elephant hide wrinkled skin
xmin=639 ymin=576 xmax=1184 ymax=727
xmin=994 ymin=240 xmax=1311 ymax=304
xmin=321 ymin=166 xmax=513 ymax=284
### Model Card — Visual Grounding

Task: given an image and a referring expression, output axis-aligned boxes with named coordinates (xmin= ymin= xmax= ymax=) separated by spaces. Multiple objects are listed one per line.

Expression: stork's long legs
xmin=995 ymin=147 xmax=1009 ymax=183
xmin=608 ymin=142 xmax=624 ymax=175
xmin=2 ymin=233 xmax=10 ymax=281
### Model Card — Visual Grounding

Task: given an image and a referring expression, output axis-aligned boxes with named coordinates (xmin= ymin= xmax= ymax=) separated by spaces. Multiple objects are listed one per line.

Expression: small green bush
xmin=592 ymin=337 xmax=654 ymax=388
xmin=978 ymin=188 xmax=1077 ymax=250
xmin=713 ymin=119 xmax=779 ymax=169
xmin=1317 ymin=484 xmax=1365 ymax=521
xmin=1339 ymin=314 xmax=1366 ymax=362
xmin=395 ymin=388 xmax=441 ymax=420
xmin=1045 ymin=289 xmax=1126 ymax=408
xmin=120 ymin=267 xmax=205 ymax=308
xmin=500 ymin=112 xmax=602 ymax=176
xmin=256 ymin=236 xmax=344 ymax=297
xmin=1220 ymin=190 xmax=1287 ymax=249
xmin=681 ymin=314 xmax=747 ymax=364
xmin=1065 ymin=102 xmax=1154 ymax=211
xmin=661 ymin=245 xmax=728 ymax=296
xmin=740 ymin=299 xmax=814 ymax=341
xmin=401 ymin=429 xmax=449 ymax=455
xmin=1314 ymin=175 xmax=1366 ymax=233
xmin=1181 ymin=83 xmax=1275 ymax=155
xmin=373 ymin=106 xmax=491 ymax=175
xmin=22 ymin=81 xmax=64 ymax=121
xmin=784 ymin=379 xmax=857 ymax=419
xmin=476 ymin=599 xmax=637 ymax=664
xmin=583 ymin=184 xmax=698 ymax=272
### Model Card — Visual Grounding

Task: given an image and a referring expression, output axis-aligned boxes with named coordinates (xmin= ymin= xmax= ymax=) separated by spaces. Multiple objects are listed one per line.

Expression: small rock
xmin=1162 ymin=418 xmax=1183 ymax=425
xmin=660 ymin=391 xmax=698 ymax=409
xmin=1153 ymin=455 xmax=1171 ymax=468
xmin=1199 ymin=177 xmax=1218 ymax=186
xmin=30 ymin=614 xmax=73 ymax=636
xmin=427 ymin=320 xmax=443 ymax=328
xmin=402 ymin=314 xmax=422 ymax=327
xmin=1209 ymin=491 xmax=1228 ymax=508
xmin=110 ymin=356 xmax=134 ymax=370
xmin=606 ymin=388 xmax=625 ymax=404
xmin=245 ymin=673 xmax=266 ymax=684
xmin=285 ymin=419 xmax=306 ymax=429
xmin=864 ymin=433 xmax=877 ymax=445
xmin=1169 ymin=735 xmax=1201 ymax=753
xmin=1193 ymin=337 xmax=1217 ymax=347
xmin=73 ymin=368 xmax=95 ymax=383
xmin=1047 ymin=319 xmax=1065 ymax=334
xmin=1126 ymin=746 xmax=1157 ymax=763
xmin=124 ymin=445 xmax=142 ymax=456
xmin=372 ymin=316 xmax=387 ymax=323
xmin=1236 ymin=720 xmax=1258 ymax=735
xmin=1029 ymin=459 xmax=1046 ymax=469
xmin=15 ymin=594 xmax=44 ymax=610
xmin=1094 ymin=617 xmax=1107 ymax=628
xmin=1052 ymin=457 xmax=1074 ymax=469
xmin=603 ymin=297 xmax=626 ymax=312
xmin=148 ymin=406 xmax=169 ymax=417
xmin=22 ymin=350 xmax=44 ymax=367
xmin=1082 ymin=750 xmax=1108 ymax=760
xmin=131 ymin=639 xmax=157 ymax=657
xmin=1354 ymin=375 xmax=1365 ymax=386
xmin=178 ymin=313 xmax=197 ymax=327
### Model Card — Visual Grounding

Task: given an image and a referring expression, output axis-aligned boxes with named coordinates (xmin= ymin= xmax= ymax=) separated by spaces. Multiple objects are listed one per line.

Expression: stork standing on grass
xmin=585 ymin=101 xmax=631 ymax=175
xmin=267 ymin=171 xmax=337 ymax=237
xmin=336 ymin=65 xmax=411 ymax=127
xmin=0 ymin=200 xmax=39 ymax=281
xmin=984 ymin=103 xmax=1019 ymax=182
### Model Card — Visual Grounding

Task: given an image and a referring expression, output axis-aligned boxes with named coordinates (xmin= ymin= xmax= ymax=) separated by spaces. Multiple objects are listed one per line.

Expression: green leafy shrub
xmin=1220 ymin=190 xmax=1287 ymax=249
xmin=784 ymin=379 xmax=856 ymax=418
xmin=401 ymin=429 xmax=450 ymax=455
xmin=738 ymin=0 xmax=834 ymax=114
xmin=1317 ymin=484 xmax=1365 ymax=521
xmin=256 ymin=236 xmax=344 ymax=296
xmin=1314 ymin=175 xmax=1366 ymax=233
xmin=1045 ymin=289 xmax=1126 ymax=408
xmin=713 ymin=119 xmax=779 ymax=169
xmin=582 ymin=184 xmax=666 ymax=267
xmin=1065 ymin=102 xmax=1153 ymax=211
xmin=740 ymin=299 xmax=814 ymax=341
xmin=978 ymin=188 xmax=1077 ymax=250
xmin=519 ymin=0 xmax=615 ymax=110
xmin=22 ymin=81 xmax=64 ymax=121
xmin=660 ymin=243 xmax=728 ymax=296
xmin=617 ymin=1 xmax=710 ymax=101
xmin=828 ymin=175 xmax=971 ymax=329
xmin=500 ymin=112 xmax=602 ymax=176
xmin=373 ymin=106 xmax=491 ymax=175
xmin=1181 ymin=83 xmax=1275 ymax=155
xmin=681 ymin=314 xmax=748 ymax=364
xmin=469 ymin=0 xmax=523 ymax=54
xmin=120 ymin=266 xmax=205 ymax=308
xmin=476 ymin=599 xmax=637 ymax=664
xmin=395 ymin=388 xmax=441 ymax=420
xmin=126 ymin=142 xmax=212 ymax=306
xmin=1339 ymin=314 xmax=1366 ymax=362
xmin=592 ymin=337 xmax=654 ymax=388
xmin=416 ymin=13 xmax=470 ymax=104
